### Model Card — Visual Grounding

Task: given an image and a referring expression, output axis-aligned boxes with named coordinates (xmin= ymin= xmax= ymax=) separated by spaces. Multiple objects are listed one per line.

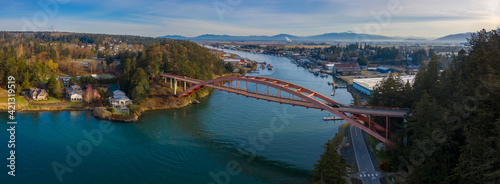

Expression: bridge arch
xmin=176 ymin=75 xmax=395 ymax=146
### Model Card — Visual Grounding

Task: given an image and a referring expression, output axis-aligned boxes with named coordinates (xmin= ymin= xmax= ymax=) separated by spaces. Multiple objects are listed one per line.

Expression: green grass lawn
xmin=113 ymin=108 xmax=130 ymax=115
xmin=32 ymin=97 xmax=63 ymax=104
xmin=66 ymin=102 xmax=85 ymax=108
xmin=0 ymin=97 xmax=29 ymax=105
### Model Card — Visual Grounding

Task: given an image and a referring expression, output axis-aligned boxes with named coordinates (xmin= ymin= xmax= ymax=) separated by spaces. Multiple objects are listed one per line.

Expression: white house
xmin=69 ymin=91 xmax=83 ymax=102
xmin=109 ymin=90 xmax=132 ymax=109
xmin=65 ymin=84 xmax=83 ymax=102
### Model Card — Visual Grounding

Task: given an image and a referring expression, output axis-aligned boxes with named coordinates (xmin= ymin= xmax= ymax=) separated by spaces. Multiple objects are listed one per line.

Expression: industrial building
xmin=353 ymin=75 xmax=415 ymax=95
xmin=335 ymin=63 xmax=360 ymax=75
xmin=377 ymin=66 xmax=395 ymax=73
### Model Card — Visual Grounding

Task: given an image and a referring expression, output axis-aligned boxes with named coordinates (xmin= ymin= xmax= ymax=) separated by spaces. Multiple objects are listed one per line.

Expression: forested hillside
xmin=369 ymin=29 xmax=500 ymax=183
xmin=0 ymin=32 xmax=225 ymax=102
xmin=118 ymin=40 xmax=224 ymax=102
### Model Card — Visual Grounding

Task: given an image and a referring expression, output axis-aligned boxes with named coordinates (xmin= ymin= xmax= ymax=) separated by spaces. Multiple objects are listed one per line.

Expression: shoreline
xmin=0 ymin=88 xmax=212 ymax=123
xmin=1 ymin=49 xmax=257 ymax=121
xmin=92 ymin=89 xmax=212 ymax=122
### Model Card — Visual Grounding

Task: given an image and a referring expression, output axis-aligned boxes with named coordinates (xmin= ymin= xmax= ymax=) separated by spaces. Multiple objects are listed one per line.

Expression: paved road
xmin=350 ymin=125 xmax=383 ymax=184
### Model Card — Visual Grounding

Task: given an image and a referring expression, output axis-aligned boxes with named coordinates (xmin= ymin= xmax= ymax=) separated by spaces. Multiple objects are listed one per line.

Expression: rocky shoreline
xmin=1 ymin=91 xmax=209 ymax=123
xmin=91 ymin=90 xmax=209 ymax=122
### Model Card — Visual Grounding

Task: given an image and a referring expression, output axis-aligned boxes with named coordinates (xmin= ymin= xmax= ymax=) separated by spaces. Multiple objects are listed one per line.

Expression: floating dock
xmin=323 ymin=116 xmax=344 ymax=121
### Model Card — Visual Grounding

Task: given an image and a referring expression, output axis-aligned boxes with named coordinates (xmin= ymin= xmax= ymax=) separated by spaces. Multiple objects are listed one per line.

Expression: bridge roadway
xmin=163 ymin=73 xmax=406 ymax=118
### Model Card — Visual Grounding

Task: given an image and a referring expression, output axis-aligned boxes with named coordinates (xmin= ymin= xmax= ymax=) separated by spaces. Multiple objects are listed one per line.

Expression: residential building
xmin=29 ymin=87 xmax=48 ymax=101
xmin=109 ymin=90 xmax=132 ymax=109
xmin=66 ymin=84 xmax=83 ymax=102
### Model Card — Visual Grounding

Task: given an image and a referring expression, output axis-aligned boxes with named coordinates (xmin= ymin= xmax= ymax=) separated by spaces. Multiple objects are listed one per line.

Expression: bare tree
xmin=83 ymin=87 xmax=93 ymax=103
xmin=89 ymin=61 xmax=97 ymax=74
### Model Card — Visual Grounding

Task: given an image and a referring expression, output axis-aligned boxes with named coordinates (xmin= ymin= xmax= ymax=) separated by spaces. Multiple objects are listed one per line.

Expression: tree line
xmin=368 ymin=29 xmax=500 ymax=183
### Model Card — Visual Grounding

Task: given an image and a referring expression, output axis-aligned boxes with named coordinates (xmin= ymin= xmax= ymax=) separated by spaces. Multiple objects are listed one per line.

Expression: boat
xmin=320 ymin=73 xmax=327 ymax=78
xmin=267 ymin=64 xmax=273 ymax=70
xmin=313 ymin=71 xmax=319 ymax=76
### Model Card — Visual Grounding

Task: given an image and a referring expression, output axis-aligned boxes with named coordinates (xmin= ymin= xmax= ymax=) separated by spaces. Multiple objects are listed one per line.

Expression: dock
xmin=323 ymin=116 xmax=344 ymax=121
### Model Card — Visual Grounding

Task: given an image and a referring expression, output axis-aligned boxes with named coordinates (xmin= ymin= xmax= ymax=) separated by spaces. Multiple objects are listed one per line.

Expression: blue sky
xmin=0 ymin=0 xmax=499 ymax=38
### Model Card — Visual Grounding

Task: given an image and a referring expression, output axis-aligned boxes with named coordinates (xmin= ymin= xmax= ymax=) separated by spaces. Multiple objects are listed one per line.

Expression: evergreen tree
xmin=129 ymin=68 xmax=149 ymax=103
xmin=311 ymin=139 xmax=347 ymax=184
xmin=21 ymin=72 xmax=30 ymax=90
xmin=47 ymin=74 xmax=61 ymax=98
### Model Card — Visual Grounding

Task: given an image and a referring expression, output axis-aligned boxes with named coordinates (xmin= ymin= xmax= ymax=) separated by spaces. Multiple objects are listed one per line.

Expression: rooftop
xmin=353 ymin=75 xmax=416 ymax=91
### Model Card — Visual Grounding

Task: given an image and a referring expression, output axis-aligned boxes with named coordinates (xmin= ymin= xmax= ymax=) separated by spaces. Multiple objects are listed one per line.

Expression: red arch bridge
xmin=162 ymin=73 xmax=406 ymax=147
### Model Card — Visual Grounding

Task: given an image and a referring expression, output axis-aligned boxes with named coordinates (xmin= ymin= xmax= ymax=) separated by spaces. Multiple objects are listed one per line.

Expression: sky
xmin=0 ymin=0 xmax=499 ymax=38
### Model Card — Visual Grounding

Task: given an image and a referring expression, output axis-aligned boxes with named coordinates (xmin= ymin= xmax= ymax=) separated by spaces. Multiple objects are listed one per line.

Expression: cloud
xmin=0 ymin=0 xmax=498 ymax=37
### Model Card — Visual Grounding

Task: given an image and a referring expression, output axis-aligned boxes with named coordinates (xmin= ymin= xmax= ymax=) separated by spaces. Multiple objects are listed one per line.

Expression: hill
xmin=160 ymin=32 xmax=398 ymax=42
xmin=434 ymin=32 xmax=472 ymax=42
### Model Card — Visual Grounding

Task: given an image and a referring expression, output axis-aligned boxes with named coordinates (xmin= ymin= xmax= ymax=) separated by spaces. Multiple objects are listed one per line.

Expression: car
xmin=331 ymin=104 xmax=341 ymax=108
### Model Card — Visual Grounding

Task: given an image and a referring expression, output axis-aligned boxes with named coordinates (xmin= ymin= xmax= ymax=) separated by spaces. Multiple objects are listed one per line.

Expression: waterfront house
xmin=65 ymin=84 xmax=83 ymax=102
xmin=29 ymin=87 xmax=48 ymax=101
xmin=109 ymin=90 xmax=132 ymax=109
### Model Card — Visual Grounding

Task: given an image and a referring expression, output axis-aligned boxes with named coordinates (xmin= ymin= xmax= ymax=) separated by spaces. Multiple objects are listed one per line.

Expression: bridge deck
xmin=162 ymin=73 xmax=406 ymax=147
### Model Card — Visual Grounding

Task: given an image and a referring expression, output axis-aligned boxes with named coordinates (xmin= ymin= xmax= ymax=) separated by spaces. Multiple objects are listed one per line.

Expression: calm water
xmin=0 ymin=50 xmax=353 ymax=184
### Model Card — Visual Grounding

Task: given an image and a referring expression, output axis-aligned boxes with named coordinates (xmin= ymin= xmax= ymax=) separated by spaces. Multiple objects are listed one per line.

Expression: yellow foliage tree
xmin=45 ymin=59 xmax=59 ymax=73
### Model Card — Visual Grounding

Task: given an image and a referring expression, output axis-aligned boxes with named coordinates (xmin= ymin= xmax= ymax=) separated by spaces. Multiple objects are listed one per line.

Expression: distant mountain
xmin=160 ymin=32 xmax=398 ymax=42
xmin=435 ymin=33 xmax=472 ymax=42
xmin=160 ymin=32 xmax=474 ymax=43
xmin=307 ymin=32 xmax=394 ymax=41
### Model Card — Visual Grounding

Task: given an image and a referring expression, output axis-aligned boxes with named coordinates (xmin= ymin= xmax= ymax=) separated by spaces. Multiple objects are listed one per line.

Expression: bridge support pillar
xmin=369 ymin=115 xmax=371 ymax=129
xmin=170 ymin=78 xmax=172 ymax=89
xmin=386 ymin=116 xmax=389 ymax=139
xmin=174 ymin=78 xmax=177 ymax=95
xmin=184 ymin=81 xmax=186 ymax=91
